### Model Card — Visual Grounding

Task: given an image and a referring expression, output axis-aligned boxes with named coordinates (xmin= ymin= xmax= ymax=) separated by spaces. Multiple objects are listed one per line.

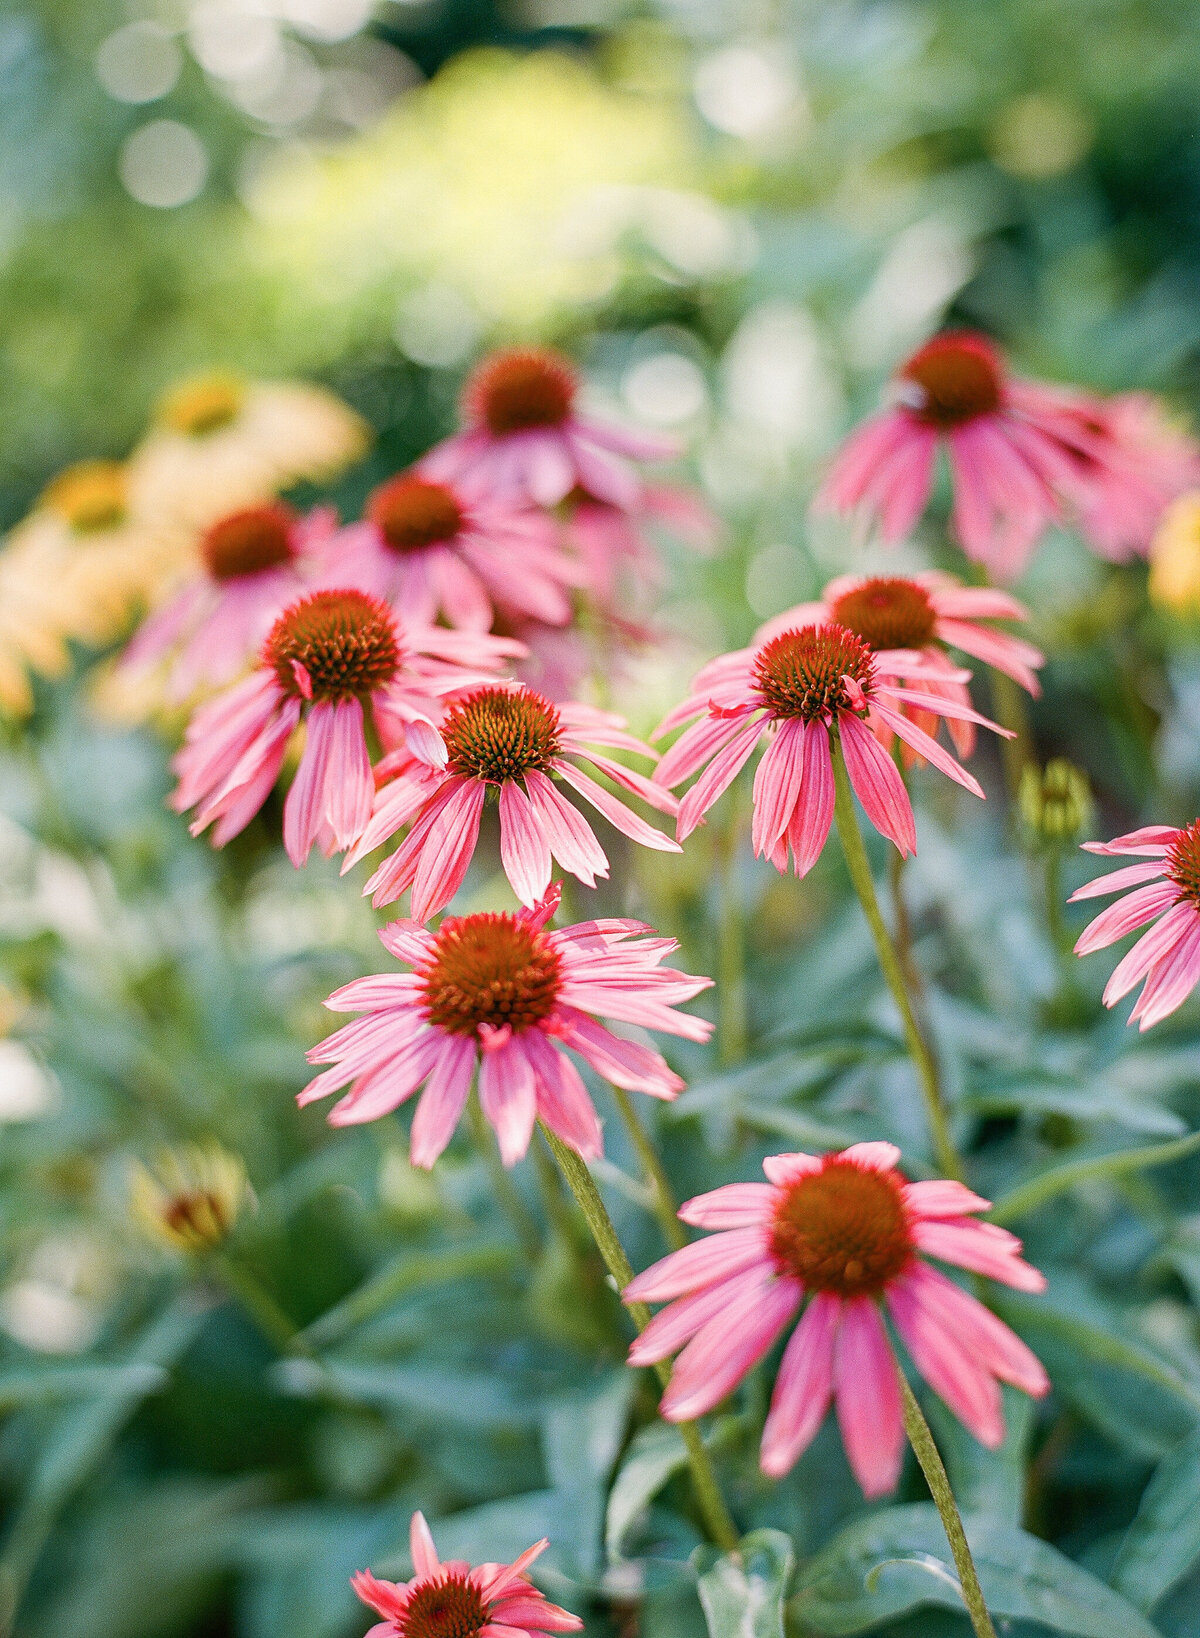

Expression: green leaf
xmin=791 ymin=1503 xmax=1163 ymax=1638
xmin=274 ymin=1358 xmax=540 ymax=1431
xmin=0 ymin=1362 xmax=167 ymax=1413
xmin=695 ymin=1529 xmax=794 ymax=1638
xmin=989 ymin=1129 xmax=1200 ymax=1224
xmin=1111 ymin=1425 xmax=1200 ymax=1611
xmin=542 ymin=1372 xmax=635 ymax=1577
xmin=298 ymin=1240 xmax=517 ymax=1350
xmin=606 ymin=1422 xmax=691 ymax=1561
xmin=962 ymin=1080 xmax=1185 ymax=1136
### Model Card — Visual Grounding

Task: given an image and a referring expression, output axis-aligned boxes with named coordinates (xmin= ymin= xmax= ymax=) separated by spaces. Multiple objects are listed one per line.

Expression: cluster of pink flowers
xmin=128 ymin=330 xmax=1200 ymax=1579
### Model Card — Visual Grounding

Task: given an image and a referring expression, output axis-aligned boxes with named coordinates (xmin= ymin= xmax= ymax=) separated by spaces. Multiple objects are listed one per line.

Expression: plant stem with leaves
xmin=831 ymin=734 xmax=963 ymax=1181
xmin=541 ymin=1124 xmax=740 ymax=1553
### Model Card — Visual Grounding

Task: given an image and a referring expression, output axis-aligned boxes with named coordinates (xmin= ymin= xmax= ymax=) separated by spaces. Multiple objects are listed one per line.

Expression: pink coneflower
xmin=123 ymin=503 xmax=334 ymax=699
xmin=352 ymin=1512 xmax=581 ymax=1638
xmin=300 ymin=885 xmax=712 ymax=1165
xmin=653 ymin=621 xmax=1007 ymax=873
xmin=1041 ymin=391 xmax=1200 ymax=563
xmin=171 ymin=589 xmax=518 ymax=866
xmin=345 ymin=682 xmax=681 ymax=919
xmin=817 ymin=330 xmax=1084 ymax=579
xmin=624 ymin=1142 xmax=1048 ymax=1497
xmin=563 ymin=484 xmax=718 ymax=610
xmin=325 ymin=471 xmax=581 ymax=632
xmin=1071 ymin=819 xmax=1200 ymax=1029
xmin=756 ymin=572 xmax=1043 ymax=760
xmin=423 ymin=347 xmax=677 ymax=509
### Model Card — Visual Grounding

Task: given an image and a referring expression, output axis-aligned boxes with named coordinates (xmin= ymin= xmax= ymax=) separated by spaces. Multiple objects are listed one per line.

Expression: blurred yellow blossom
xmin=1150 ymin=491 xmax=1200 ymax=615
xmin=129 ymin=1144 xmax=248 ymax=1255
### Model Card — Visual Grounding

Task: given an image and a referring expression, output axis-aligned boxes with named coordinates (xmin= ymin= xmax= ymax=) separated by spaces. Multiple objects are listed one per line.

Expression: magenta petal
xmin=832 ymin=1298 xmax=904 ymax=1498
xmin=661 ymin=1273 xmax=801 ymax=1422
xmin=623 ymin=1228 xmax=771 ymax=1302
xmin=478 ymin=1037 xmax=538 ymax=1165
xmin=839 ymin=714 xmax=917 ymax=855
xmin=761 ymin=1291 xmax=840 ymax=1477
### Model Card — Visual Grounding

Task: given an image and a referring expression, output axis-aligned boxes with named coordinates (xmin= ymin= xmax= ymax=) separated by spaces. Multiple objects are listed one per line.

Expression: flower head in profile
xmin=654 ymin=621 xmax=1008 ymax=874
xmin=130 ymin=372 xmax=369 ymax=530
xmin=129 ymin=1143 xmax=248 ymax=1254
xmin=624 ymin=1142 xmax=1048 ymax=1497
xmin=346 ymin=683 xmax=680 ymax=920
xmin=1150 ymin=491 xmax=1200 ymax=615
xmin=300 ymin=885 xmax=712 ymax=1167
xmin=122 ymin=503 xmax=336 ymax=700
xmin=816 ymin=331 xmax=1084 ymax=579
xmin=1072 ymin=820 xmax=1200 ymax=1029
xmin=171 ymin=589 xmax=519 ymax=865
xmin=353 ymin=1513 xmax=581 ymax=1638
xmin=757 ymin=571 xmax=1042 ymax=761
xmin=423 ymin=347 xmax=676 ymax=510
xmin=2 ymin=459 xmax=185 ymax=651
xmin=325 ymin=469 xmax=580 ymax=632
xmin=563 ymin=483 xmax=718 ymax=611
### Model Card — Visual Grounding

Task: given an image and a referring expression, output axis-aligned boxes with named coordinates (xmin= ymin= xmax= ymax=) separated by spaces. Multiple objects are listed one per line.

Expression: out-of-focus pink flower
xmin=171 ymin=589 xmax=519 ymax=865
xmin=423 ymin=347 xmax=677 ymax=509
xmin=345 ymin=682 xmax=681 ymax=919
xmin=1035 ymin=390 xmax=1200 ymax=562
xmin=816 ymin=331 xmax=1085 ymax=579
xmin=323 ymin=471 xmax=582 ymax=632
xmin=653 ymin=621 xmax=1009 ymax=873
xmin=1071 ymin=819 xmax=1200 ymax=1029
xmin=352 ymin=1512 xmax=581 ymax=1638
xmin=300 ymin=884 xmax=712 ymax=1165
xmin=122 ymin=503 xmax=335 ymax=699
xmin=757 ymin=572 xmax=1042 ymax=760
xmin=624 ymin=1142 xmax=1048 ymax=1496
xmin=563 ymin=484 xmax=719 ymax=610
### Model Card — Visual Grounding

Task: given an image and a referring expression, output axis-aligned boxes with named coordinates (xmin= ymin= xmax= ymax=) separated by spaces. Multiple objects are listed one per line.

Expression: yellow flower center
xmin=158 ymin=372 xmax=247 ymax=436
xmin=43 ymin=460 xmax=128 ymax=534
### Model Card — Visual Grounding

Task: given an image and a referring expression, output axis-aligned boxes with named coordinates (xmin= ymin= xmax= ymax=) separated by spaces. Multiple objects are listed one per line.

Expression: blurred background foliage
xmin=7 ymin=2 xmax=1200 ymax=1637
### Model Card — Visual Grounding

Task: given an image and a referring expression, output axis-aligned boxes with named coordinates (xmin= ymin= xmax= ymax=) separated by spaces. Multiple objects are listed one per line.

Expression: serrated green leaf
xmin=695 ymin=1529 xmax=794 ymax=1638
xmin=1111 ymin=1425 xmax=1200 ymax=1611
xmin=791 ymin=1504 xmax=1163 ymax=1638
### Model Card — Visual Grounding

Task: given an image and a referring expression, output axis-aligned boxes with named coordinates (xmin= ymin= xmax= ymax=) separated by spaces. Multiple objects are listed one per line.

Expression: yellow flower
xmin=1150 ymin=491 xmax=1200 ymax=615
xmin=0 ymin=544 xmax=72 ymax=715
xmin=128 ymin=1144 xmax=248 ymax=1255
xmin=0 ymin=458 xmax=188 ymax=669
xmin=129 ymin=372 xmax=370 ymax=530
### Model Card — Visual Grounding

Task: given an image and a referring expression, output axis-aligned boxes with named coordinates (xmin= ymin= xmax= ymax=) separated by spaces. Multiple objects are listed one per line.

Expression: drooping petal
xmin=887 ymin=1273 xmax=1004 ymax=1448
xmin=1073 ymin=879 xmax=1178 ymax=956
xmin=839 ymin=713 xmax=917 ymax=855
xmin=499 ymin=780 xmax=554 ymax=907
xmin=478 ymin=1036 xmax=539 ymax=1165
xmin=760 ymin=1291 xmax=840 ymax=1477
xmin=678 ymin=1183 xmax=777 ymax=1229
xmin=660 ymin=1273 xmax=802 ymax=1422
xmin=409 ymin=1035 xmax=477 ymax=1168
xmin=832 ymin=1297 xmax=904 ymax=1498
xmin=623 ymin=1228 xmax=773 ymax=1303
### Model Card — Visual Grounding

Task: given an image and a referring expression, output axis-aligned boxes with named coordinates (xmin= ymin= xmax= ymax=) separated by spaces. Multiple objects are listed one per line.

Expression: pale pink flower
xmin=122 ymin=503 xmax=335 ymax=700
xmin=300 ymin=885 xmax=712 ymax=1165
xmin=352 ymin=1512 xmax=581 ymax=1638
xmin=1035 ymin=390 xmax=1200 ymax=562
xmin=563 ymin=484 xmax=719 ymax=610
xmin=323 ymin=471 xmax=581 ymax=632
xmin=171 ymin=589 xmax=518 ymax=866
xmin=757 ymin=572 xmax=1042 ymax=761
xmin=1071 ymin=819 xmax=1200 ymax=1029
xmin=816 ymin=330 xmax=1085 ymax=579
xmin=344 ymin=682 xmax=681 ymax=919
xmin=653 ymin=621 xmax=1008 ymax=873
xmin=624 ymin=1142 xmax=1048 ymax=1496
xmin=423 ymin=347 xmax=677 ymax=509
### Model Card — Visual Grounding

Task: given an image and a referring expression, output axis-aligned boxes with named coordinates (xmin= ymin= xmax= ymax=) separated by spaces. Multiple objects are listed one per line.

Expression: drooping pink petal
xmin=410 ymin=779 xmax=488 ymax=922
xmin=839 ymin=713 xmax=917 ymax=855
xmin=478 ymin=1036 xmax=539 ymax=1165
xmin=912 ymin=1218 xmax=1046 ymax=1291
xmin=887 ymin=1273 xmax=1004 ymax=1448
xmin=409 ymin=1035 xmax=477 ymax=1168
xmin=751 ymin=718 xmax=808 ymax=854
xmin=1069 ymin=861 xmax=1168 ymax=901
xmin=557 ymin=1010 xmax=688 ymax=1095
xmin=283 ymin=702 xmax=338 ymax=867
xmin=899 ymin=1264 xmax=1048 ymax=1397
xmin=623 ymin=1228 xmax=773 ymax=1303
xmin=628 ymin=1270 xmax=768 ymax=1366
xmin=1129 ymin=915 xmax=1200 ymax=1029
xmin=677 ymin=714 xmax=767 ymax=840
xmin=870 ymin=699 xmax=986 ymax=798
xmin=499 ymin=780 xmax=554 ymax=907
xmin=521 ymin=1029 xmax=603 ymax=1160
xmin=677 ymin=1183 xmax=777 ymax=1229
xmin=555 ymin=760 xmax=681 ymax=852
xmin=1101 ymin=901 xmax=1197 ymax=1006
xmin=832 ymin=1297 xmax=904 ymax=1498
xmin=1073 ymin=879 xmax=1179 ymax=955
xmin=660 ymin=1273 xmax=802 ymax=1422
xmin=760 ymin=1291 xmax=840 ymax=1477
xmin=522 ymin=770 xmax=608 ymax=885
xmin=784 ymin=721 xmax=836 ymax=877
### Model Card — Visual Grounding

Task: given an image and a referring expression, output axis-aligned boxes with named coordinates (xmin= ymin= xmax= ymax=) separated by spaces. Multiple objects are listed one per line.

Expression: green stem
xmin=211 ymin=1252 xmax=312 ymax=1357
xmin=831 ymin=734 xmax=962 ymax=1181
xmin=467 ymin=1094 xmax=541 ymax=1262
xmin=1044 ymin=849 xmax=1067 ymax=955
xmin=716 ymin=800 xmax=748 ymax=1066
xmin=540 ymin=1124 xmax=740 ymax=1553
xmin=611 ymin=1085 xmax=687 ymax=1251
xmin=888 ymin=845 xmax=925 ymax=1001
xmin=899 ymin=1375 xmax=998 ymax=1638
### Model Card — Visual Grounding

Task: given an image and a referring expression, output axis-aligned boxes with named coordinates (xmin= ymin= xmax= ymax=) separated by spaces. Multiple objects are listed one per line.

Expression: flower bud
xmin=1019 ymin=758 xmax=1093 ymax=847
xmin=129 ymin=1144 xmax=247 ymax=1254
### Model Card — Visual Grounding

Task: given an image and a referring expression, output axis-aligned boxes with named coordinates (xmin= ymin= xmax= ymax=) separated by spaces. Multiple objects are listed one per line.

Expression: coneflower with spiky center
xmin=170 ymin=589 xmax=521 ymax=866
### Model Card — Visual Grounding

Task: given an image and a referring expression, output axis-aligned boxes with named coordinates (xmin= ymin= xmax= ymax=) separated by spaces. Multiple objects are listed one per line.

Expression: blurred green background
xmin=7 ymin=3 xmax=1200 ymax=1637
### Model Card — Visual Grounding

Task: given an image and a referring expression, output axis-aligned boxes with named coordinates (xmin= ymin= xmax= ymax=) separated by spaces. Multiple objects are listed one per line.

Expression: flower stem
xmin=212 ymin=1252 xmax=313 ymax=1357
xmin=540 ymin=1124 xmax=740 ymax=1553
xmin=610 ymin=1085 xmax=688 ymax=1250
xmin=899 ymin=1374 xmax=998 ymax=1638
xmin=830 ymin=734 xmax=963 ymax=1182
xmin=467 ymin=1094 xmax=541 ymax=1263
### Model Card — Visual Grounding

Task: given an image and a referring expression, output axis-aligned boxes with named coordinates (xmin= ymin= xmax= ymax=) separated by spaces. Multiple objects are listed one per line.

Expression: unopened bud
xmin=1019 ymin=759 xmax=1092 ymax=847
xmin=129 ymin=1144 xmax=247 ymax=1254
